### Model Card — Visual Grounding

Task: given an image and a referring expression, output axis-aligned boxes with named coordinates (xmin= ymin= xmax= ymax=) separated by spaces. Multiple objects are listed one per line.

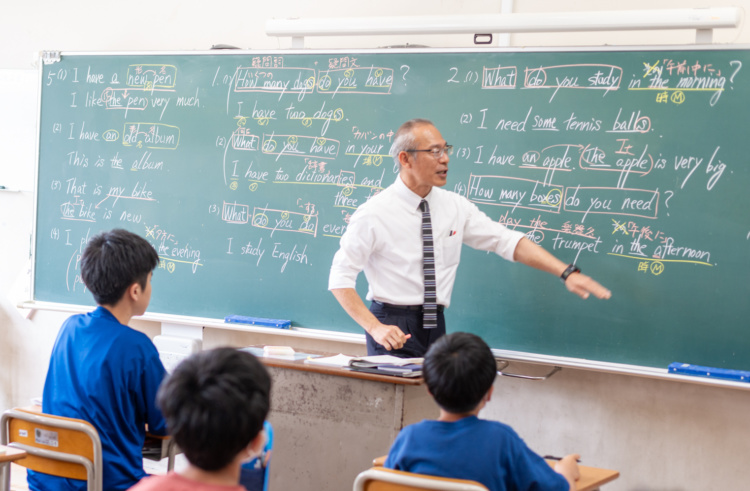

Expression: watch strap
xmin=560 ymin=264 xmax=581 ymax=282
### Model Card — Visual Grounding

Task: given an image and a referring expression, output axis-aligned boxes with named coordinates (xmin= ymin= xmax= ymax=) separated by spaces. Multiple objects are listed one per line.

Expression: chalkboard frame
xmin=29 ymin=46 xmax=750 ymax=387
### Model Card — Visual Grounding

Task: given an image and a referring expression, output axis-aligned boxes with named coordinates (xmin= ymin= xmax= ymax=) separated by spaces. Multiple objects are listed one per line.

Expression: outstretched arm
xmin=330 ymin=288 xmax=411 ymax=351
xmin=513 ymin=238 xmax=612 ymax=300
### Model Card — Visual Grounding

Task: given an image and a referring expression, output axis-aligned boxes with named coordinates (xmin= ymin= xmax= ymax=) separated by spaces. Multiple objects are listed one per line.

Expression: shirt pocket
xmin=440 ymin=232 xmax=462 ymax=267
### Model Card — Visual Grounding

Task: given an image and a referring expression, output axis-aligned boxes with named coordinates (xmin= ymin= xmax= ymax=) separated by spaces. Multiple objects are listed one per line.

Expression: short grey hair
xmin=389 ymin=118 xmax=435 ymax=165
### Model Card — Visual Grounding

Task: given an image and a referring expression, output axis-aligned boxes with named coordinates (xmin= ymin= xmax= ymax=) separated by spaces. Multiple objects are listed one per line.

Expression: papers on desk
xmin=304 ymin=354 xmax=423 ymax=377
xmin=241 ymin=346 xmax=313 ymax=361
xmin=353 ymin=355 xmax=424 ymax=366
xmin=349 ymin=364 xmax=423 ymax=378
xmin=304 ymin=353 xmax=357 ymax=367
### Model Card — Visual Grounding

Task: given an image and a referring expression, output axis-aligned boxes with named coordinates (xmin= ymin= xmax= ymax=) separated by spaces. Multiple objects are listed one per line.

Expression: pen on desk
xmin=544 ymin=455 xmax=581 ymax=463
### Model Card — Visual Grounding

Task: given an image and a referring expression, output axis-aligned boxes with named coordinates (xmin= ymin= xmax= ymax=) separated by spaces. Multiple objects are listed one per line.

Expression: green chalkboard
xmin=34 ymin=48 xmax=750 ymax=371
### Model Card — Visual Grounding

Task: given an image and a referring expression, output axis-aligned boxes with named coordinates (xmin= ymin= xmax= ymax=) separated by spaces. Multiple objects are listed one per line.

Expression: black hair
xmin=80 ymin=228 xmax=159 ymax=306
xmin=156 ymin=348 xmax=272 ymax=471
xmin=422 ymin=332 xmax=497 ymax=414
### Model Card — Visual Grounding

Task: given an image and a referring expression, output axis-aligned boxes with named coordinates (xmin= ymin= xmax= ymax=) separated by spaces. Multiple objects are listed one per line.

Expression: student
xmin=28 ymin=228 xmax=168 ymax=491
xmin=129 ymin=347 xmax=271 ymax=491
xmin=385 ymin=332 xmax=580 ymax=491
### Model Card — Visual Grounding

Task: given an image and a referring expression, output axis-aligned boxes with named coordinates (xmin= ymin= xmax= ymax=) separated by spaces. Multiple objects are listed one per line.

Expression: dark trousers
xmin=366 ymin=301 xmax=446 ymax=357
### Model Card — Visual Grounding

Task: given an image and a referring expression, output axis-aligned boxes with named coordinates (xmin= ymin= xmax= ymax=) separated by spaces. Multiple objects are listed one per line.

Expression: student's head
xmin=80 ymin=228 xmax=159 ymax=306
xmin=423 ymin=332 xmax=497 ymax=414
xmin=157 ymin=348 xmax=272 ymax=472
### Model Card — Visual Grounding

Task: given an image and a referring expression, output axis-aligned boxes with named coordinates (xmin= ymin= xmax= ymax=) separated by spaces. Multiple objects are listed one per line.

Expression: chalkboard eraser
xmin=224 ymin=315 xmax=291 ymax=329
xmin=263 ymin=345 xmax=295 ymax=357
xmin=668 ymin=362 xmax=750 ymax=382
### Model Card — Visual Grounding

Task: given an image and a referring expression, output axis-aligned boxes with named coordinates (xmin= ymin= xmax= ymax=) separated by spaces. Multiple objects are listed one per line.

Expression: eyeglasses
xmin=406 ymin=145 xmax=453 ymax=158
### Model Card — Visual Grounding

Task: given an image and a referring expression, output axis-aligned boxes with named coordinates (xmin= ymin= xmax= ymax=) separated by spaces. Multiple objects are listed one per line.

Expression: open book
xmin=304 ymin=354 xmax=423 ymax=377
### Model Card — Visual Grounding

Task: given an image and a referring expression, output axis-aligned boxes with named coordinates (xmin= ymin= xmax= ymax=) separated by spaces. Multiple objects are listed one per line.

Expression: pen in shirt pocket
xmin=448 ymin=230 xmax=456 ymax=237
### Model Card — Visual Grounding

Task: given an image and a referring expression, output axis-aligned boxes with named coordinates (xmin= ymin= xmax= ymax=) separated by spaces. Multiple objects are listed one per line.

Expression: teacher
xmin=329 ymin=118 xmax=611 ymax=357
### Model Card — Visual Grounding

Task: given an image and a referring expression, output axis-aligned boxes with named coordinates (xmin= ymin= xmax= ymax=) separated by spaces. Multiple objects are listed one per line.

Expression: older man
xmin=329 ymin=119 xmax=611 ymax=357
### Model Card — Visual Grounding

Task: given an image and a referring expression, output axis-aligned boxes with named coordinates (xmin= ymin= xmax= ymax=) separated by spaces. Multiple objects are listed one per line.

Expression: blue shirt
xmin=28 ymin=307 xmax=167 ymax=491
xmin=385 ymin=416 xmax=569 ymax=491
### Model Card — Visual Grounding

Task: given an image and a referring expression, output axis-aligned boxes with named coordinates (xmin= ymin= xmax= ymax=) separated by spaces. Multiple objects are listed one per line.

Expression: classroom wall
xmin=2 ymin=2 xmax=749 ymax=489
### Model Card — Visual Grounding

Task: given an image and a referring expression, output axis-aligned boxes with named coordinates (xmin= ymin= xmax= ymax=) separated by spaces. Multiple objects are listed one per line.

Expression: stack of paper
xmin=350 ymin=364 xmax=423 ymax=377
xmin=349 ymin=355 xmax=423 ymax=378
xmin=350 ymin=355 xmax=423 ymax=366
xmin=304 ymin=354 xmax=424 ymax=377
xmin=304 ymin=353 xmax=357 ymax=367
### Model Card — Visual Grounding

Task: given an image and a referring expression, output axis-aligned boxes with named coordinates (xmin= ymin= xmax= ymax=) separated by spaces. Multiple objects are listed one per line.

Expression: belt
xmin=372 ymin=301 xmax=445 ymax=313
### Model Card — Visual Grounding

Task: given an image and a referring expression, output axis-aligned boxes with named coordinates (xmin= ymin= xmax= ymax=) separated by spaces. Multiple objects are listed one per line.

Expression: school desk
xmin=248 ymin=347 xmax=435 ymax=491
xmin=0 ymin=446 xmax=26 ymax=464
xmin=547 ymin=462 xmax=619 ymax=491
xmin=0 ymin=445 xmax=27 ymax=490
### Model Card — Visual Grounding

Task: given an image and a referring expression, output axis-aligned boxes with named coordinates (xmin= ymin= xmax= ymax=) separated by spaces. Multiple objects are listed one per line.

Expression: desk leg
xmin=1 ymin=462 xmax=9 ymax=491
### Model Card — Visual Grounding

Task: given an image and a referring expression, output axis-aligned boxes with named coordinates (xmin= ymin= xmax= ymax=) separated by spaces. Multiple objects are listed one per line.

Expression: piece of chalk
xmin=263 ymin=346 xmax=295 ymax=357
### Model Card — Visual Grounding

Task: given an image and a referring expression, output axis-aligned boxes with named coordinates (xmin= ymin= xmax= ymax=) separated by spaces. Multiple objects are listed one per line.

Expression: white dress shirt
xmin=328 ymin=176 xmax=525 ymax=308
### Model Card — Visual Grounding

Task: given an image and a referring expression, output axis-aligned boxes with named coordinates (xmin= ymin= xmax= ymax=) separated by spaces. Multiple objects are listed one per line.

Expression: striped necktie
xmin=419 ymin=199 xmax=438 ymax=329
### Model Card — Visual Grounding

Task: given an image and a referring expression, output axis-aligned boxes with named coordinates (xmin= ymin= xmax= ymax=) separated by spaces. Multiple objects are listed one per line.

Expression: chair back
xmin=0 ymin=408 xmax=103 ymax=491
xmin=353 ymin=467 xmax=489 ymax=491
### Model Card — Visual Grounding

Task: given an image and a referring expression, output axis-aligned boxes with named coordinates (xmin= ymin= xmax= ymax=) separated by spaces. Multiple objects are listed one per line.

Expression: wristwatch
xmin=560 ymin=264 xmax=581 ymax=283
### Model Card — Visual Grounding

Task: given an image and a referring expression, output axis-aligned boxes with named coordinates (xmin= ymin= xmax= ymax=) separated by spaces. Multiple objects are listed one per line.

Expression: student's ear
xmin=475 ymin=386 xmax=494 ymax=412
xmin=248 ymin=429 xmax=267 ymax=457
xmin=126 ymin=282 xmax=141 ymax=302
xmin=238 ymin=431 xmax=266 ymax=464
xmin=485 ymin=385 xmax=494 ymax=403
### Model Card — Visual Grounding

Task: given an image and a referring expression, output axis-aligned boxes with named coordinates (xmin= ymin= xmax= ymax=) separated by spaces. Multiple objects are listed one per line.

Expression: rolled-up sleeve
xmin=328 ymin=208 xmax=374 ymax=290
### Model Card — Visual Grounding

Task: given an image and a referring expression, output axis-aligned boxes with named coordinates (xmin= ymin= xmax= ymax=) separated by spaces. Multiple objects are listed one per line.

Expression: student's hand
xmin=564 ymin=272 xmax=612 ymax=300
xmin=554 ymin=454 xmax=580 ymax=491
xmin=369 ymin=322 xmax=411 ymax=351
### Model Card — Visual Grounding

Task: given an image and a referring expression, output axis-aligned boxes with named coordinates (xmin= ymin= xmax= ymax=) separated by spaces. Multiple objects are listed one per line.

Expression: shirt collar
xmin=394 ymin=174 xmax=434 ymax=211
xmin=92 ymin=305 xmax=118 ymax=322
